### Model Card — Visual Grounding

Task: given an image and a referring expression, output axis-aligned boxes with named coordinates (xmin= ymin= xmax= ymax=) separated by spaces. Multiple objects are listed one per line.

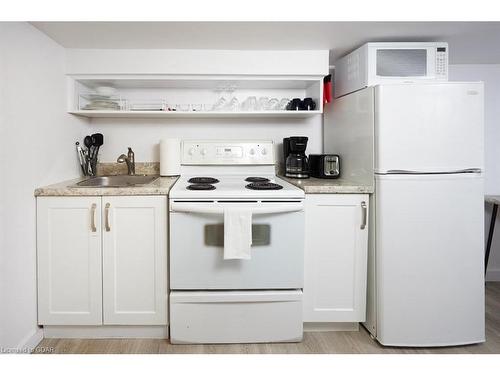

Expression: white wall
xmin=450 ymin=64 xmax=500 ymax=281
xmin=0 ymin=22 xmax=87 ymax=351
xmin=65 ymin=49 xmax=329 ymax=75
xmin=87 ymin=116 xmax=322 ymax=166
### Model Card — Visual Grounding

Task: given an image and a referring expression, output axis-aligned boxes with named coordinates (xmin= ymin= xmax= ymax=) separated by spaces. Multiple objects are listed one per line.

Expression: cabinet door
xmin=303 ymin=194 xmax=369 ymax=322
xmin=37 ymin=197 xmax=102 ymax=325
xmin=102 ymin=196 xmax=167 ymax=325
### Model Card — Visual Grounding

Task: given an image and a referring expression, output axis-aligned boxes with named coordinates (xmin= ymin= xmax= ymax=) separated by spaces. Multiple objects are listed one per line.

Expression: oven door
xmin=169 ymin=200 xmax=304 ymax=290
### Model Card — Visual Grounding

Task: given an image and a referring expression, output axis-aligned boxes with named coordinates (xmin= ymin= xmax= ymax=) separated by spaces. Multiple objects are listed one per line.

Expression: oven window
xmin=204 ymin=224 xmax=271 ymax=246
xmin=376 ymin=49 xmax=427 ymax=76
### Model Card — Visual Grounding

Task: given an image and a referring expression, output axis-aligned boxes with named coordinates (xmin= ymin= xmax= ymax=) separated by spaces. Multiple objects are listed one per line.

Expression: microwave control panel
xmin=435 ymin=46 xmax=448 ymax=79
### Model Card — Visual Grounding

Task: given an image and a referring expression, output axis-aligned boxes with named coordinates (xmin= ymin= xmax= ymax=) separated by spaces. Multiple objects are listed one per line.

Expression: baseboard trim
xmin=13 ymin=328 xmax=44 ymax=353
xmin=43 ymin=325 xmax=169 ymax=339
xmin=304 ymin=322 xmax=359 ymax=332
xmin=486 ymin=268 xmax=500 ymax=281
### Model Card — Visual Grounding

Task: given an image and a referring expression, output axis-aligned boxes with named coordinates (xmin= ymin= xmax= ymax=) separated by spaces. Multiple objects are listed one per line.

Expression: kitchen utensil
xmin=75 ymin=142 xmax=86 ymax=175
xmin=91 ymin=133 xmax=104 ymax=159
xmin=84 ymin=135 xmax=93 ymax=150
xmin=83 ymin=135 xmax=93 ymax=162
xmin=89 ymin=133 xmax=104 ymax=172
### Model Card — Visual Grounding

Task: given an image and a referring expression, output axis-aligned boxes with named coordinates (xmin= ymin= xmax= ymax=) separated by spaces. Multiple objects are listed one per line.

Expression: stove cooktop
xmin=170 ymin=175 xmax=304 ymax=199
xmin=245 ymin=182 xmax=283 ymax=190
xmin=187 ymin=177 xmax=220 ymax=184
xmin=187 ymin=184 xmax=216 ymax=191
xmin=245 ymin=177 xmax=270 ymax=183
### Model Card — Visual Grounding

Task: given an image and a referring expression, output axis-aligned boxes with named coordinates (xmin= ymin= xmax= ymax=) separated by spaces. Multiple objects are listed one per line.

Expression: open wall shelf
xmin=67 ymin=75 xmax=324 ymax=119
xmin=68 ymin=110 xmax=322 ymax=119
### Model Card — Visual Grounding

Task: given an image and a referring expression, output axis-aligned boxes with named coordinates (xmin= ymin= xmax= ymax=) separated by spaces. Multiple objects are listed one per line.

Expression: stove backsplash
xmin=86 ymin=117 xmax=323 ymax=165
xmin=96 ymin=162 xmax=160 ymax=176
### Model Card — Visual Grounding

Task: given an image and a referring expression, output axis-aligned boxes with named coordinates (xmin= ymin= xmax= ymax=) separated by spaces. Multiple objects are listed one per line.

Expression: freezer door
xmin=375 ymin=83 xmax=484 ymax=173
xmin=375 ymin=173 xmax=485 ymax=346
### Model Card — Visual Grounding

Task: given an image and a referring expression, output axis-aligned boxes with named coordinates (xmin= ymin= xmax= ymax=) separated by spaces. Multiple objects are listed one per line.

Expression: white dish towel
xmin=223 ymin=207 xmax=253 ymax=260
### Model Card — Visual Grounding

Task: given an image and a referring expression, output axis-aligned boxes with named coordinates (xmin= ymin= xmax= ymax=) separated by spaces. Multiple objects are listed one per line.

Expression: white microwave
xmin=334 ymin=42 xmax=448 ymax=97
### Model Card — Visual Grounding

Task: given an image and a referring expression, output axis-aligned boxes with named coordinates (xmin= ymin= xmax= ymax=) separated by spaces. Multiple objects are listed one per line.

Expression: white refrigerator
xmin=325 ymin=82 xmax=485 ymax=346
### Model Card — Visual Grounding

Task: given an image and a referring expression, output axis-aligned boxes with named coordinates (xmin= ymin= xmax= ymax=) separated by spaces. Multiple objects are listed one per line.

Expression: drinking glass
xmin=225 ymin=97 xmax=240 ymax=111
xmin=241 ymin=96 xmax=257 ymax=111
xmin=268 ymin=98 xmax=279 ymax=111
xmin=175 ymin=104 xmax=191 ymax=112
xmin=257 ymin=96 xmax=270 ymax=111
xmin=279 ymin=98 xmax=291 ymax=110
xmin=212 ymin=97 xmax=227 ymax=111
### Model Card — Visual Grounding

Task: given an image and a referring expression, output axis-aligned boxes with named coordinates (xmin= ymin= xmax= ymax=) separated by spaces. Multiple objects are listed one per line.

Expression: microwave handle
xmin=170 ymin=202 xmax=304 ymax=215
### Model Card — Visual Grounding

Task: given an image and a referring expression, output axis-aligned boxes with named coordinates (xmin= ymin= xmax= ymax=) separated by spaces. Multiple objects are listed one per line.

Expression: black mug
xmin=303 ymin=98 xmax=316 ymax=111
xmin=287 ymin=98 xmax=303 ymax=111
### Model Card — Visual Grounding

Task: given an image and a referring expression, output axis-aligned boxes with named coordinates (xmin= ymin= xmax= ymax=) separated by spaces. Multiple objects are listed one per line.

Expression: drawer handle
xmin=90 ymin=203 xmax=97 ymax=232
xmin=360 ymin=201 xmax=367 ymax=230
xmin=105 ymin=203 xmax=111 ymax=232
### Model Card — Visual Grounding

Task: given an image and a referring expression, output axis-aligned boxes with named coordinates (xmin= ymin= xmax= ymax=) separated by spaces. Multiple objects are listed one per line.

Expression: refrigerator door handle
xmin=385 ymin=168 xmax=482 ymax=175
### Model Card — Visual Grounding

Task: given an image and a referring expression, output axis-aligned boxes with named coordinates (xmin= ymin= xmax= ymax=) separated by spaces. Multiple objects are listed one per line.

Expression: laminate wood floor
xmin=35 ymin=282 xmax=500 ymax=354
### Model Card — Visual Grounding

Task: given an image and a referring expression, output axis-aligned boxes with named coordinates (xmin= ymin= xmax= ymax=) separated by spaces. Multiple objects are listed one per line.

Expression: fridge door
xmin=375 ymin=173 xmax=485 ymax=346
xmin=375 ymin=82 xmax=484 ymax=173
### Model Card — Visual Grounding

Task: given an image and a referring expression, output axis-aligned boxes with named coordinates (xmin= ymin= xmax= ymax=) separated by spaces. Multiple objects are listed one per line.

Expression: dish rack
xmin=79 ymin=93 xmax=127 ymax=111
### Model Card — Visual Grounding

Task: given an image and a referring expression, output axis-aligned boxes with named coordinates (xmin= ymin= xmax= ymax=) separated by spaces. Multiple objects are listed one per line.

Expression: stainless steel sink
xmin=75 ymin=175 xmax=158 ymax=188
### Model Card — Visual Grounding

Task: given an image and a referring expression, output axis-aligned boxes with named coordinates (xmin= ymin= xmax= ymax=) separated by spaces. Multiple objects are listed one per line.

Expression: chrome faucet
xmin=117 ymin=147 xmax=136 ymax=175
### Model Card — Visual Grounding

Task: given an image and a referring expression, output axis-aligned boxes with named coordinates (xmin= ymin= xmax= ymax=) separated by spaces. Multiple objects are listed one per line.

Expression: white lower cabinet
xmin=303 ymin=194 xmax=369 ymax=323
xmin=37 ymin=195 xmax=167 ymax=326
xmin=102 ymin=196 xmax=167 ymax=325
xmin=37 ymin=197 xmax=103 ymax=325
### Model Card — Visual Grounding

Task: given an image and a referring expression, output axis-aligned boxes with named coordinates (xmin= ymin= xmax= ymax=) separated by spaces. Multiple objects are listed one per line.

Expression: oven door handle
xmin=170 ymin=202 xmax=304 ymax=215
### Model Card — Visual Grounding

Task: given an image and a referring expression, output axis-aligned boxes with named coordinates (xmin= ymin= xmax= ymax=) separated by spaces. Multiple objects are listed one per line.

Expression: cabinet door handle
xmin=360 ymin=201 xmax=367 ymax=230
xmin=105 ymin=203 xmax=111 ymax=232
xmin=90 ymin=203 xmax=97 ymax=232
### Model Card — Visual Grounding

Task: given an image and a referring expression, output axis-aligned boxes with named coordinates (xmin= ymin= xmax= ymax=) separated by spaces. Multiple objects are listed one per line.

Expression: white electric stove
xmin=169 ymin=140 xmax=305 ymax=344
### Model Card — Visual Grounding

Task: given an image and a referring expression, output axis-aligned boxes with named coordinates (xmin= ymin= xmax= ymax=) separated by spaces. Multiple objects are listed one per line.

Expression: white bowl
xmin=96 ymin=86 xmax=117 ymax=96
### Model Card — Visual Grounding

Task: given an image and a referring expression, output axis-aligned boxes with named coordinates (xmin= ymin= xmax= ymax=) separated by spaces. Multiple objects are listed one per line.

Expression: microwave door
xmin=376 ymin=49 xmax=428 ymax=78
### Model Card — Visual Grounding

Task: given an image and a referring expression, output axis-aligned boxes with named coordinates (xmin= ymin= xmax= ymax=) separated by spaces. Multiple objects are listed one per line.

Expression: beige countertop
xmin=34 ymin=176 xmax=179 ymax=197
xmin=35 ymin=174 xmax=374 ymax=197
xmin=280 ymin=176 xmax=374 ymax=194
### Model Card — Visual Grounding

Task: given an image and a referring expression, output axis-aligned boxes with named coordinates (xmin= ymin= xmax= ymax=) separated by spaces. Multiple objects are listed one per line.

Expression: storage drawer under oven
xmin=169 ymin=200 xmax=304 ymax=290
xmin=170 ymin=290 xmax=303 ymax=344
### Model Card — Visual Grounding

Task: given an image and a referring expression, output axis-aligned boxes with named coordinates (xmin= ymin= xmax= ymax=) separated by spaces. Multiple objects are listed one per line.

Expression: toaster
xmin=309 ymin=154 xmax=340 ymax=179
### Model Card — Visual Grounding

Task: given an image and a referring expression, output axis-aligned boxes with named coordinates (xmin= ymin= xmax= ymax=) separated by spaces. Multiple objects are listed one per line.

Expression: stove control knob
xmin=261 ymin=148 xmax=267 ymax=155
xmin=188 ymin=148 xmax=195 ymax=156
xmin=200 ymin=149 xmax=207 ymax=156
xmin=249 ymin=148 xmax=256 ymax=156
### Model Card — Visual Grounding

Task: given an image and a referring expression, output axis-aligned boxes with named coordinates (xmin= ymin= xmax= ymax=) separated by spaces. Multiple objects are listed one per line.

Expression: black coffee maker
xmin=283 ymin=137 xmax=310 ymax=179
